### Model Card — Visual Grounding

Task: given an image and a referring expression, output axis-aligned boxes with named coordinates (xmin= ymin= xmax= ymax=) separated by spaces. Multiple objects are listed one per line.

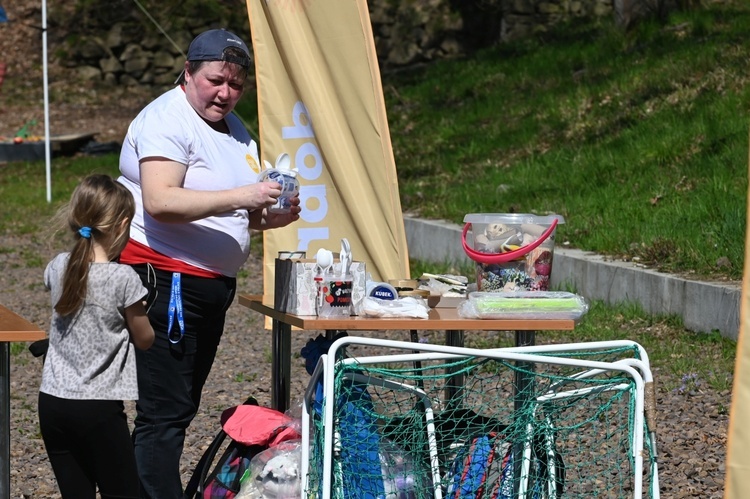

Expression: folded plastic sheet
xmin=457 ymin=291 xmax=589 ymax=320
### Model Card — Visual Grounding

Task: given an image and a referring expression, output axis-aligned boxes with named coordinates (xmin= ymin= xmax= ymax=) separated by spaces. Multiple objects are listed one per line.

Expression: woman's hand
xmin=238 ymin=181 xmax=283 ymax=211
xmin=249 ymin=194 xmax=301 ymax=230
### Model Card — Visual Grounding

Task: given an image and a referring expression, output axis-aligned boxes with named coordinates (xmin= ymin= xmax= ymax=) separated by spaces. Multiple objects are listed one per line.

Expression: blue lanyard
xmin=167 ymin=272 xmax=185 ymax=344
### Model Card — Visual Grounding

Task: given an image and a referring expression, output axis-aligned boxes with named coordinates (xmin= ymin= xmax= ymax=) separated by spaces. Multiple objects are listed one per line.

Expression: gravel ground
xmin=0 ymin=232 xmax=731 ymax=498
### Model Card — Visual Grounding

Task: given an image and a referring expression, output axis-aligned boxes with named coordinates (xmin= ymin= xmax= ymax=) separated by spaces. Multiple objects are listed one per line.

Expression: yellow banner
xmin=724 ymin=130 xmax=750 ymax=497
xmin=246 ymin=0 xmax=410 ymax=303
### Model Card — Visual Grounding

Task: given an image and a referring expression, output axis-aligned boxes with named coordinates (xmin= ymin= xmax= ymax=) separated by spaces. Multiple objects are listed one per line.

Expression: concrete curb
xmin=404 ymin=216 xmax=741 ymax=340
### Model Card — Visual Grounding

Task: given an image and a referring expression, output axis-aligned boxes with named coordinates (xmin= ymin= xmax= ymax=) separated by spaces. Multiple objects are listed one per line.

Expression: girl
xmin=38 ymin=174 xmax=155 ymax=499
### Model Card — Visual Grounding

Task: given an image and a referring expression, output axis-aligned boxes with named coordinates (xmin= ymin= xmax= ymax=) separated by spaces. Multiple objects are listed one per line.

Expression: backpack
xmin=200 ymin=437 xmax=265 ymax=499
xmin=182 ymin=397 xmax=300 ymax=499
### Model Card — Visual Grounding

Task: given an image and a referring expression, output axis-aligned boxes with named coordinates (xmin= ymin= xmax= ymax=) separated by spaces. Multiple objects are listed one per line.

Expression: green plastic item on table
xmin=474 ymin=296 xmax=582 ymax=311
xmin=466 ymin=291 xmax=589 ymax=319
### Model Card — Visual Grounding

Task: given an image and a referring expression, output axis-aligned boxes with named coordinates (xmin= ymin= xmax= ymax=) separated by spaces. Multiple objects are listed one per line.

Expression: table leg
xmin=514 ymin=330 xmax=535 ymax=411
xmin=0 ymin=342 xmax=9 ymax=499
xmin=271 ymin=319 xmax=292 ymax=413
xmin=514 ymin=330 xmax=536 ymax=495
xmin=445 ymin=330 xmax=464 ymax=402
xmin=409 ymin=330 xmax=426 ymax=395
xmin=409 ymin=329 xmax=419 ymax=344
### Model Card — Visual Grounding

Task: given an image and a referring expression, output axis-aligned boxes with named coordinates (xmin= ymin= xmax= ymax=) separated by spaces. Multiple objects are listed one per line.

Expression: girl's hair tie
xmin=78 ymin=226 xmax=92 ymax=239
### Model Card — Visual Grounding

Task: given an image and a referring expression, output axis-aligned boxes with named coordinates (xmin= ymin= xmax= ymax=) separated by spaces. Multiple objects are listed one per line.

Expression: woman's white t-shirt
xmin=118 ymin=87 xmax=261 ymax=277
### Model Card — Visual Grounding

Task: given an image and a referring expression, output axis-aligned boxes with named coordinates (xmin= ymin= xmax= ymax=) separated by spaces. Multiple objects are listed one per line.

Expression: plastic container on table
xmin=317 ymin=271 xmax=354 ymax=317
xmin=462 ymin=213 xmax=565 ymax=292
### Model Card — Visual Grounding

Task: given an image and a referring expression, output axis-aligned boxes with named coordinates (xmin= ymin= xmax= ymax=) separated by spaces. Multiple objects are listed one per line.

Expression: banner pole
xmin=42 ymin=0 xmax=51 ymax=203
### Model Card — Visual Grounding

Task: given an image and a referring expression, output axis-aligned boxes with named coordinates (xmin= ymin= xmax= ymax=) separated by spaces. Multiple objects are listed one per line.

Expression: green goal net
xmin=301 ymin=338 xmax=658 ymax=499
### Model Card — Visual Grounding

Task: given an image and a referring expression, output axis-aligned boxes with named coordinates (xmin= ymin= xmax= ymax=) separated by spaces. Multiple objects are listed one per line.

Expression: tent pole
xmin=42 ymin=0 xmax=51 ymax=203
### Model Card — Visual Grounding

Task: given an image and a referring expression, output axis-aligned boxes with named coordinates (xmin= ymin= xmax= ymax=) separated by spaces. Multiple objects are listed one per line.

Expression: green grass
xmin=1 ymin=3 xmax=740 ymax=393
xmin=0 ymin=155 xmax=121 ymax=235
xmin=386 ymin=2 xmax=750 ymax=281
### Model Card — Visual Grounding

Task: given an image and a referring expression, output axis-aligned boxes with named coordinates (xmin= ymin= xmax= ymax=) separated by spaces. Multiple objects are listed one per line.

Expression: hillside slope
xmin=0 ymin=1 xmax=157 ymax=143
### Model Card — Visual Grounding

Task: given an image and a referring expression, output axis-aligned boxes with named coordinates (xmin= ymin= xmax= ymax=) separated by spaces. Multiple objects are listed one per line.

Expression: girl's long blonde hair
xmin=54 ymin=174 xmax=135 ymax=316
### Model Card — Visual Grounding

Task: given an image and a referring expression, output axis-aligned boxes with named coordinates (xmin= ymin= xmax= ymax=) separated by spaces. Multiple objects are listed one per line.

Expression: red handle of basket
xmin=461 ymin=218 xmax=559 ymax=264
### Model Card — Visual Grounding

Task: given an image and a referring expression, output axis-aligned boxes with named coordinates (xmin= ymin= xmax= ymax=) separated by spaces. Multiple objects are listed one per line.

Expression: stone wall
xmin=62 ymin=0 xmax=620 ymax=87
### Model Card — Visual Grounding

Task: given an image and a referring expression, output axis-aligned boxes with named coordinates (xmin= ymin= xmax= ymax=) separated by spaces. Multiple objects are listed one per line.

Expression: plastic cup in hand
xmin=258 ymin=169 xmax=299 ymax=214
xmin=258 ymin=152 xmax=299 ymax=214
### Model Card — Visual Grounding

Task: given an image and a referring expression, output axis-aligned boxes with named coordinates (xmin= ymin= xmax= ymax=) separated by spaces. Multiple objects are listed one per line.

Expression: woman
xmin=117 ymin=28 xmax=300 ymax=498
